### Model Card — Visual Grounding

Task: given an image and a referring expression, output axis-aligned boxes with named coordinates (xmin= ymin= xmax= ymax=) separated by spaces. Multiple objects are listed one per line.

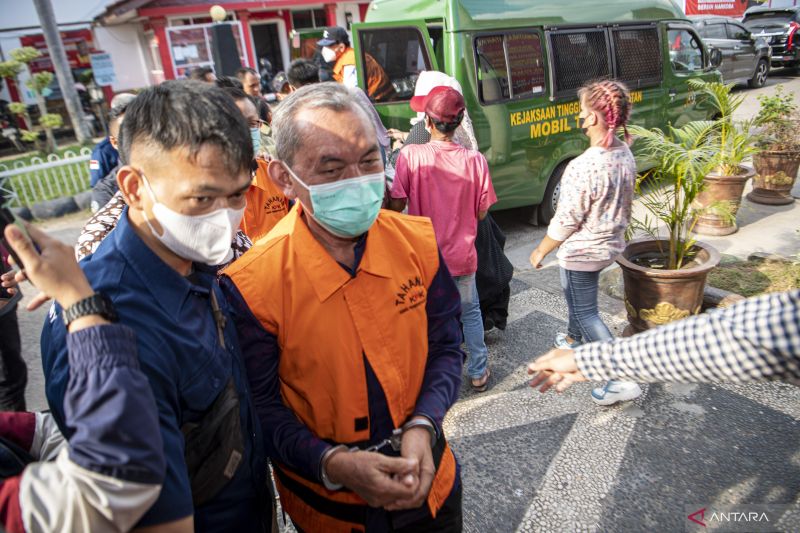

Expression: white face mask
xmin=321 ymin=46 xmax=338 ymax=63
xmin=140 ymin=173 xmax=244 ymax=266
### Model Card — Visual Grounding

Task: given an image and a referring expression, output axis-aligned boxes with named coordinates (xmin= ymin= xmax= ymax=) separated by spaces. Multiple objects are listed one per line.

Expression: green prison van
xmin=350 ymin=0 xmax=722 ymax=221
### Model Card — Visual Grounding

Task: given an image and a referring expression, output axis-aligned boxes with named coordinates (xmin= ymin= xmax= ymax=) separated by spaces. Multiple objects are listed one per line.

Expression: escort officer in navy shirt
xmin=88 ymin=136 xmax=116 ymax=188
xmin=89 ymin=93 xmax=139 ymax=191
xmin=40 ymin=81 xmax=269 ymax=532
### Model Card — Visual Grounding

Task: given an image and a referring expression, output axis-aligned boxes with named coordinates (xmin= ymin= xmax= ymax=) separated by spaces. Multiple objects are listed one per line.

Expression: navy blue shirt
xmin=64 ymin=324 xmax=165 ymax=485
xmin=41 ymin=209 xmax=267 ymax=531
xmin=220 ymin=232 xmax=464 ymax=529
xmin=89 ymin=137 xmax=118 ymax=187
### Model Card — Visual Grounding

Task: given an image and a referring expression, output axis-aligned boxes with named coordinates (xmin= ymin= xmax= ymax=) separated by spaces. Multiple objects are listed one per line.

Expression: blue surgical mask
xmin=250 ymin=127 xmax=261 ymax=156
xmin=284 ymin=164 xmax=384 ymax=238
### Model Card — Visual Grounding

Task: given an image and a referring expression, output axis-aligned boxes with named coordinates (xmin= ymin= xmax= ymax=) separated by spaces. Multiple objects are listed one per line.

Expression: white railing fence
xmin=0 ymin=147 xmax=92 ymax=207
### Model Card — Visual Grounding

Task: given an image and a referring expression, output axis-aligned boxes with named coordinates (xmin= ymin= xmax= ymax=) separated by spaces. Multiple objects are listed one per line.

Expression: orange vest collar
xmin=286 ymin=207 xmax=394 ymax=300
xmin=287 ymin=206 xmax=351 ymax=303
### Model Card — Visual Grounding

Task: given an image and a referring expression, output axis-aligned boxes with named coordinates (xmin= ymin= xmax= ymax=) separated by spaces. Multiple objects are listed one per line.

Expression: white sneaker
xmin=591 ymin=381 xmax=642 ymax=406
xmin=554 ymin=333 xmax=580 ymax=349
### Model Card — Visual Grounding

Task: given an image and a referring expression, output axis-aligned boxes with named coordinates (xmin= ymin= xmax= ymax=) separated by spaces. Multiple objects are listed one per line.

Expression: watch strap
xmin=62 ymin=293 xmax=118 ymax=327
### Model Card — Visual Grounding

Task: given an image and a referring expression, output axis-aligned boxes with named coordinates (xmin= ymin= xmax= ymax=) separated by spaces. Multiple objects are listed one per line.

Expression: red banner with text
xmin=685 ymin=0 xmax=764 ymax=17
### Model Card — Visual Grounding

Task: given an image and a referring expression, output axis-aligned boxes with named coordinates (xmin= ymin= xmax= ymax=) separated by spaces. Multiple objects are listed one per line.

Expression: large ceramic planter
xmin=692 ymin=166 xmax=755 ymax=236
xmin=617 ymin=239 xmax=720 ymax=334
xmin=747 ymin=150 xmax=800 ymax=205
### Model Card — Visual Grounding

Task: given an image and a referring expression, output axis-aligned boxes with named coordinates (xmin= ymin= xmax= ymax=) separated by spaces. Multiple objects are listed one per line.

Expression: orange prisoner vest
xmin=239 ymin=159 xmax=289 ymax=244
xmin=333 ymin=48 xmax=395 ymax=102
xmin=226 ymin=206 xmax=457 ymax=533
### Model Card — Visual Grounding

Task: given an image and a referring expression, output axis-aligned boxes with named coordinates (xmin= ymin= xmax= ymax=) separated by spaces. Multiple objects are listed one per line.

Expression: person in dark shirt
xmin=0 ymin=221 xmax=165 ymax=532
xmin=287 ymin=58 xmax=320 ymax=89
xmin=236 ymin=67 xmax=272 ymax=123
xmin=0 ymin=242 xmax=24 ymax=411
xmin=40 ymin=80 xmax=269 ymax=532
xmin=90 ymin=93 xmax=136 ymax=212
xmin=88 ymin=137 xmax=116 ymax=189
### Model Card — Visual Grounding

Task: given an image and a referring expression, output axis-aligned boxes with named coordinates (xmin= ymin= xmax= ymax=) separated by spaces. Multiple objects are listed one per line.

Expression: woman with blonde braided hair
xmin=529 ymin=79 xmax=642 ymax=406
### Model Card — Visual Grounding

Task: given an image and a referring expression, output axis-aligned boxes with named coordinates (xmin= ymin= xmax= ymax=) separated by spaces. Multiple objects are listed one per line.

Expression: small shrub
xmin=9 ymin=47 xmax=41 ymax=64
xmin=8 ymin=102 xmax=28 ymax=116
xmin=39 ymin=113 xmax=63 ymax=129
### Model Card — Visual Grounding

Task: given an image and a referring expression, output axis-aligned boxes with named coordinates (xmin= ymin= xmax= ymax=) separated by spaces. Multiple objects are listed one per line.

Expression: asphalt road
xmin=9 ymin=70 xmax=800 ymax=532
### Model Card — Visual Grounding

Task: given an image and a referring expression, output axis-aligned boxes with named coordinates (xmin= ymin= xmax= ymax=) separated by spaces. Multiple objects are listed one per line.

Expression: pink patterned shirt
xmin=547 ymin=144 xmax=637 ymax=272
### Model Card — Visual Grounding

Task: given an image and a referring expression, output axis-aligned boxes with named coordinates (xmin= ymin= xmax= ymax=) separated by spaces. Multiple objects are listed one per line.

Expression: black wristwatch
xmin=62 ymin=293 xmax=118 ymax=327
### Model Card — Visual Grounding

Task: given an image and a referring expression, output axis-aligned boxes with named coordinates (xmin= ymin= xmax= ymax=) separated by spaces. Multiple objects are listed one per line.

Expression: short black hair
xmin=235 ymin=67 xmax=258 ymax=80
xmin=189 ymin=66 xmax=214 ymax=81
xmin=222 ymin=86 xmax=249 ymax=102
xmin=287 ymin=59 xmax=320 ymax=88
xmin=222 ymin=86 xmax=258 ymax=113
xmin=430 ymin=111 xmax=464 ymax=135
xmin=215 ymin=76 xmax=243 ymax=90
xmin=120 ymin=80 xmax=252 ymax=175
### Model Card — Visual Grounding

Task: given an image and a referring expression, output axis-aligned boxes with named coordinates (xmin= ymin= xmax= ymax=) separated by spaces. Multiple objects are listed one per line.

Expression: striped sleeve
xmin=574 ymin=290 xmax=800 ymax=385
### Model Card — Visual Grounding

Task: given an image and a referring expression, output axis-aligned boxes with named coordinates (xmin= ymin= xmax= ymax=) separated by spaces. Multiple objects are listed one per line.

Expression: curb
xmin=13 ymin=192 xmax=89 ymax=221
xmin=30 ymin=196 xmax=80 ymax=220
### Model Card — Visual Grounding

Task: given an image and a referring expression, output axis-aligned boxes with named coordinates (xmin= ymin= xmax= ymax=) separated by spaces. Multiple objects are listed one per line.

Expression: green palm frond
xmin=688 ymin=79 xmax=744 ymax=119
xmin=628 ymin=121 xmax=719 ymax=269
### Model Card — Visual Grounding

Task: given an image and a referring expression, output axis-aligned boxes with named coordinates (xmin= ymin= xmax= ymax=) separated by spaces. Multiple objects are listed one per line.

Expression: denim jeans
xmin=559 ymin=268 xmax=613 ymax=344
xmin=454 ymin=274 xmax=489 ymax=379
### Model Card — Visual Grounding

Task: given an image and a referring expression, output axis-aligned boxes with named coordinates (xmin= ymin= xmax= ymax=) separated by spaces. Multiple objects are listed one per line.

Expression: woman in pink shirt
xmin=529 ymin=80 xmax=641 ymax=406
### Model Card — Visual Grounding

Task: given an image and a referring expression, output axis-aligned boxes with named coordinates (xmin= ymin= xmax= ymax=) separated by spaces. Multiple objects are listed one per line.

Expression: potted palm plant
xmin=689 ymin=80 xmax=758 ymax=236
xmin=621 ymin=121 xmax=721 ymax=333
xmin=748 ymin=85 xmax=800 ymax=205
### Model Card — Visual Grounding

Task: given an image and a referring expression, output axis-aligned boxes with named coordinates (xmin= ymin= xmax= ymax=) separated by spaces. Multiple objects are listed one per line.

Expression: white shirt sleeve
xmin=19 ymin=449 xmax=161 ymax=533
xmin=343 ymin=65 xmax=358 ymax=88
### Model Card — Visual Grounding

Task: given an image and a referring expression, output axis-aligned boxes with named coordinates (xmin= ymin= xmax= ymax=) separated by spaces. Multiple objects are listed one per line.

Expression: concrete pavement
xmin=452 ymin=72 xmax=800 ymax=532
xmin=10 ymin=72 xmax=800 ymax=531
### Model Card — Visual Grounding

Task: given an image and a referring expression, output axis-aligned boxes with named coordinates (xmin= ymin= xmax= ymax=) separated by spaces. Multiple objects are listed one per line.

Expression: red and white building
xmin=91 ymin=0 xmax=372 ymax=92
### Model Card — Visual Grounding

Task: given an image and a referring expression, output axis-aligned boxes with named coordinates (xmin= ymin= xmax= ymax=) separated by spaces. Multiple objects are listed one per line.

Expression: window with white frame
xmin=166 ymin=22 xmax=248 ymax=78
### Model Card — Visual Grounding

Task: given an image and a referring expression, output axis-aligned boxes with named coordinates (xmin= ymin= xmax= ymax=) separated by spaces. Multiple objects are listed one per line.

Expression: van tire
xmin=749 ymin=59 xmax=769 ymax=88
xmin=538 ymin=161 xmax=569 ymax=224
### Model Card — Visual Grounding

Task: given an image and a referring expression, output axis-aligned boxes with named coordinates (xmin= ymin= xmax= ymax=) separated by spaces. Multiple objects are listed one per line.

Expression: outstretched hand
xmin=528 ymin=348 xmax=588 ymax=393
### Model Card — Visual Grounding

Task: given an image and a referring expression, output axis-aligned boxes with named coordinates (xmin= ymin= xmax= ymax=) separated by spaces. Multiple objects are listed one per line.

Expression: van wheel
xmin=538 ymin=162 xmax=569 ymax=224
xmin=749 ymin=59 xmax=769 ymax=88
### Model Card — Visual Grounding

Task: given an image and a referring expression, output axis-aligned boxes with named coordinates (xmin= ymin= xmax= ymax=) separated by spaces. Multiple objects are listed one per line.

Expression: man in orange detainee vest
xmin=241 ymin=158 xmax=290 ymax=243
xmin=318 ymin=26 xmax=396 ymax=102
xmin=226 ymin=86 xmax=290 ymax=243
xmin=221 ymin=82 xmax=464 ymax=532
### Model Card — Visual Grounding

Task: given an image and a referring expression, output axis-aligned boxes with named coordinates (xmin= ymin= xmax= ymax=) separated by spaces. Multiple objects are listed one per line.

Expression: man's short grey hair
xmin=272 ymin=82 xmax=375 ymax=165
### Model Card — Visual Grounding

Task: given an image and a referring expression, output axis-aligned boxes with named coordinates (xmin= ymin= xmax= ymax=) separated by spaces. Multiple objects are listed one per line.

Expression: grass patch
xmin=708 ymin=258 xmax=800 ymax=297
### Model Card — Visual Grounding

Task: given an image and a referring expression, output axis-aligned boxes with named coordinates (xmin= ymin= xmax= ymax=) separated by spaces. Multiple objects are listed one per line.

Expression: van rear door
xmin=351 ymin=21 xmax=438 ymax=129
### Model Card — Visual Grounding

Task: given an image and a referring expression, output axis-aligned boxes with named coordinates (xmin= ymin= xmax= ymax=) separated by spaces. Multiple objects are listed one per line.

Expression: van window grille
xmin=475 ymin=35 xmax=510 ymax=102
xmin=474 ymin=32 xmax=546 ymax=104
xmin=507 ymin=33 xmax=546 ymax=98
xmin=550 ymin=30 xmax=610 ymax=96
xmin=612 ymin=27 xmax=662 ymax=88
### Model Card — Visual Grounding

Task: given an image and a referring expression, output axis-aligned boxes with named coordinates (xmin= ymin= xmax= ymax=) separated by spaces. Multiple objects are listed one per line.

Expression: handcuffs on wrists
xmin=319 ymin=418 xmax=438 ymax=491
